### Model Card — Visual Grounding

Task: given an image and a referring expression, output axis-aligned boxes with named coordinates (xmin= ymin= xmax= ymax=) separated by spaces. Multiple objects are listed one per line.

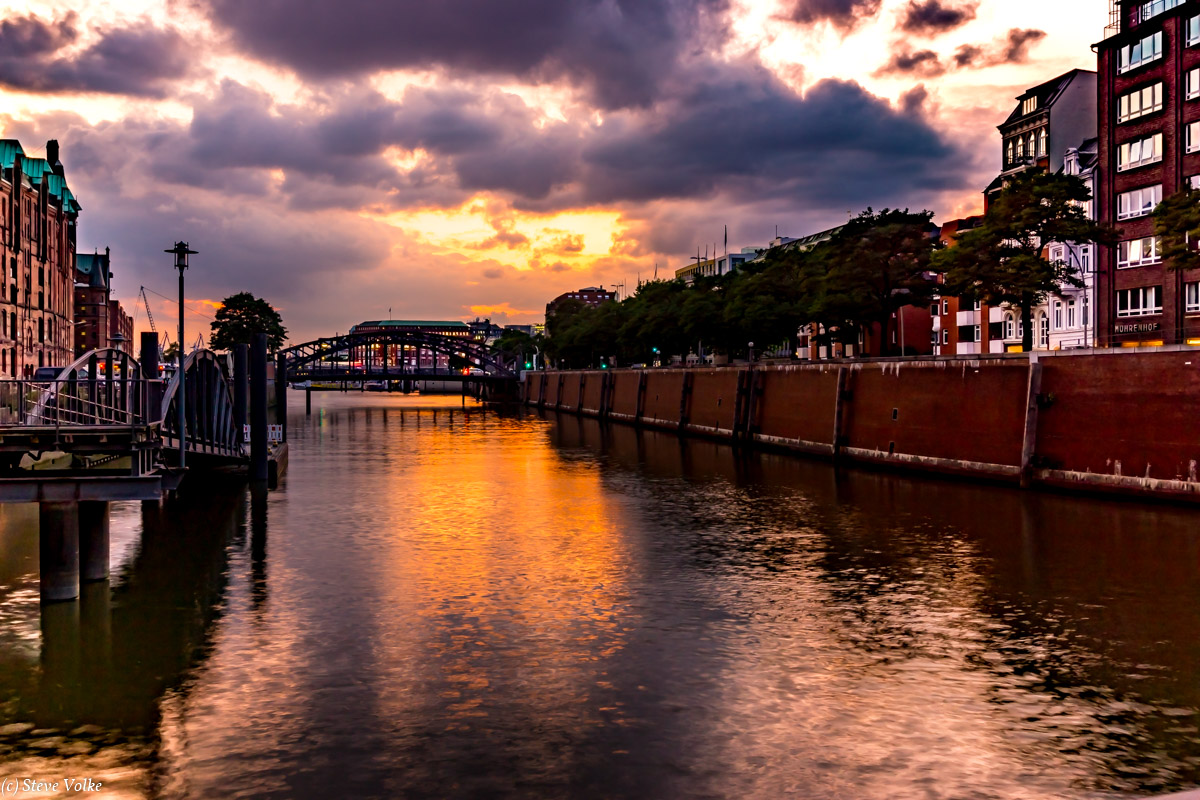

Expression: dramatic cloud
xmin=783 ymin=0 xmax=882 ymax=30
xmin=955 ymin=28 xmax=1046 ymax=68
xmin=899 ymin=0 xmax=977 ymax=35
xmin=0 ymin=12 xmax=192 ymax=97
xmin=875 ymin=48 xmax=945 ymax=77
xmin=194 ymin=0 xmax=728 ymax=109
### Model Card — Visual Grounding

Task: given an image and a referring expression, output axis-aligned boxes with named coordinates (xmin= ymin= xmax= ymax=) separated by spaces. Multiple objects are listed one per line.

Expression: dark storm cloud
xmin=899 ymin=0 xmax=977 ymax=36
xmin=783 ymin=0 xmax=882 ymax=30
xmin=193 ymin=0 xmax=728 ymax=109
xmin=581 ymin=65 xmax=960 ymax=206
xmin=0 ymin=12 xmax=192 ymax=97
xmin=955 ymin=28 xmax=1046 ymax=68
xmin=874 ymin=48 xmax=945 ymax=77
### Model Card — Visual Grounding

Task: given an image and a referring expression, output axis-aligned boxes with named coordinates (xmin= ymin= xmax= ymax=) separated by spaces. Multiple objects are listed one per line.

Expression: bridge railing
xmin=0 ymin=377 xmax=158 ymax=429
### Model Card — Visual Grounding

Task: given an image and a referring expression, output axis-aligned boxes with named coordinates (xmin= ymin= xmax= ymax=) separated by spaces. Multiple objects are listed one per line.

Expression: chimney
xmin=46 ymin=139 xmax=63 ymax=176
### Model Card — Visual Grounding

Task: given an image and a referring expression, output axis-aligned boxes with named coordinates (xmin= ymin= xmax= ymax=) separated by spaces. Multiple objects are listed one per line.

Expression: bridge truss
xmin=279 ymin=330 xmax=518 ymax=383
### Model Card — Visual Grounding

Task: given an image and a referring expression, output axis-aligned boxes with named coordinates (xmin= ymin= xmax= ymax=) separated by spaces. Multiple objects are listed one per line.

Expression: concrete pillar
xmin=305 ymin=387 xmax=312 ymax=416
xmin=78 ymin=501 xmax=110 ymax=582
xmin=39 ymin=502 xmax=79 ymax=602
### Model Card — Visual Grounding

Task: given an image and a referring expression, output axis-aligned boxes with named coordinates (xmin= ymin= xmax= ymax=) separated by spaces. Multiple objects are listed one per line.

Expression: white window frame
xmin=1117 ymin=184 xmax=1164 ymax=220
xmin=1189 ymin=121 xmax=1200 ymax=154
xmin=1118 ymin=237 xmax=1163 ymax=268
xmin=1053 ymin=301 xmax=1064 ymax=330
xmin=1190 ymin=15 xmax=1200 ymax=46
xmin=942 ymin=329 xmax=950 ymax=345
xmin=1118 ymin=133 xmax=1164 ymax=171
xmin=1118 ymin=82 xmax=1164 ymax=123
xmin=1067 ymin=299 xmax=1077 ymax=329
xmin=1141 ymin=0 xmax=1184 ymax=23
xmin=1188 ymin=282 xmax=1200 ymax=313
xmin=1022 ymin=97 xmax=1037 ymax=116
xmin=1038 ymin=129 xmax=1047 ymax=156
xmin=1117 ymin=286 xmax=1163 ymax=317
xmin=1119 ymin=31 xmax=1164 ymax=74
xmin=973 ymin=324 xmax=981 ymax=343
xmin=1004 ymin=314 xmax=1016 ymax=340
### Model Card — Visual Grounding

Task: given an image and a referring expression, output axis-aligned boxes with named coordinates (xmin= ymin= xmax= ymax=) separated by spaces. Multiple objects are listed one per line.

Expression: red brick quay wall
xmin=524 ymin=349 xmax=1200 ymax=503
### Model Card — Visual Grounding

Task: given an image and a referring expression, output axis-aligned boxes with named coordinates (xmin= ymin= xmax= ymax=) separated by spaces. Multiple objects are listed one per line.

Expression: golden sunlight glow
xmin=373 ymin=197 xmax=630 ymax=271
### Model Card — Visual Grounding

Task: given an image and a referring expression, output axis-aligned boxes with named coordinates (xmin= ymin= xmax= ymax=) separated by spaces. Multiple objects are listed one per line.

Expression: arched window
xmin=1016 ymin=137 xmax=1025 ymax=159
xmin=1007 ymin=140 xmax=1014 ymax=164
xmin=1037 ymin=313 xmax=1050 ymax=348
xmin=1038 ymin=128 xmax=1048 ymax=157
xmin=1005 ymin=314 xmax=1016 ymax=340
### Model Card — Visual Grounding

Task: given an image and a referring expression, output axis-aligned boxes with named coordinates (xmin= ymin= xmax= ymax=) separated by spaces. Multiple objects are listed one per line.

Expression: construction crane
xmin=140 ymin=287 xmax=156 ymax=334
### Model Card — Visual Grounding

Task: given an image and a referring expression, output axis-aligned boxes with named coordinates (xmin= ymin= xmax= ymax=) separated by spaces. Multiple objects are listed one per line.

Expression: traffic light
xmin=525 ymin=361 xmax=532 ymax=369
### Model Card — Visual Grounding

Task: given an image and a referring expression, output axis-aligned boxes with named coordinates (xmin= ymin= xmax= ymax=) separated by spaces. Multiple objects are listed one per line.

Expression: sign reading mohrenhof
xmin=1114 ymin=322 xmax=1161 ymax=335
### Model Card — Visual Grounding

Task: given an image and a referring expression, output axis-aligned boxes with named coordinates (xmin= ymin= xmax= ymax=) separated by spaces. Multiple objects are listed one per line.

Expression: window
xmin=973 ymin=324 xmax=981 ymax=343
xmin=1119 ymin=236 xmax=1162 ymax=268
xmin=1038 ymin=128 xmax=1047 ymax=156
xmin=1037 ymin=313 xmax=1049 ymax=347
xmin=1192 ymin=175 xmax=1200 ymax=189
xmin=1054 ymin=301 xmax=1064 ymax=330
xmin=1083 ymin=296 xmax=1090 ymax=326
xmin=1067 ymin=299 xmax=1077 ymax=328
xmin=1050 ymin=246 xmax=1065 ymax=263
xmin=1117 ymin=285 xmax=1163 ymax=317
xmin=942 ymin=329 xmax=950 ymax=345
xmin=1080 ymin=245 xmax=1092 ymax=273
xmin=1004 ymin=314 xmax=1016 ymax=340
xmin=1117 ymin=184 xmax=1163 ymax=220
xmin=1006 ymin=140 xmax=1014 ymax=164
xmin=1190 ymin=69 xmax=1200 ymax=100
xmin=1119 ymin=31 xmax=1163 ymax=73
xmin=1189 ymin=121 xmax=1200 ymax=153
xmin=1141 ymin=0 xmax=1184 ymax=22
xmin=1118 ymin=82 xmax=1164 ymax=122
xmin=1190 ymin=15 xmax=1200 ymax=46
xmin=973 ymin=299 xmax=982 ymax=311
xmin=1016 ymin=137 xmax=1025 ymax=159
xmin=1118 ymin=132 xmax=1163 ymax=171
xmin=1188 ymin=282 xmax=1200 ymax=313
xmin=1022 ymin=97 xmax=1037 ymax=116
xmin=1028 ymin=133 xmax=1037 ymax=159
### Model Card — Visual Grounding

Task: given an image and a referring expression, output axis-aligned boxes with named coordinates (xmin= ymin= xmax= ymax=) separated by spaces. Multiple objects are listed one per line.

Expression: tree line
xmin=500 ymin=168 xmax=1186 ymax=369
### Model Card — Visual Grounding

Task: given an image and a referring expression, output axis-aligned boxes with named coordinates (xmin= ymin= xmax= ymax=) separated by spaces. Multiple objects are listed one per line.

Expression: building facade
xmin=348 ymin=319 xmax=474 ymax=371
xmin=75 ymin=249 xmax=110 ymax=356
xmin=0 ymin=139 xmax=79 ymax=376
xmin=545 ymin=287 xmax=616 ymax=318
xmin=1096 ymin=0 xmax=1200 ymax=347
xmin=674 ymin=249 xmax=755 ymax=283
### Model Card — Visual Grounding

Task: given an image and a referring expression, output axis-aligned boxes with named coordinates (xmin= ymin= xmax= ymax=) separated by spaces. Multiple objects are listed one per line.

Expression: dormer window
xmin=1022 ymin=97 xmax=1037 ymax=116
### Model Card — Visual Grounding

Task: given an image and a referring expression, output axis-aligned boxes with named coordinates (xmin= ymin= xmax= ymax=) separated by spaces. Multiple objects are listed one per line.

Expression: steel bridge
xmin=279 ymin=329 xmax=519 ymax=384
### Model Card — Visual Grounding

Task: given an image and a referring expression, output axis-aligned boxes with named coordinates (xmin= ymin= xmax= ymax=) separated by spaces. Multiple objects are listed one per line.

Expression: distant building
xmin=0 ymin=138 xmax=80 ymax=375
xmin=504 ymin=324 xmax=537 ymax=336
xmin=545 ymin=287 xmax=616 ymax=318
xmin=109 ymin=297 xmax=133 ymax=352
xmin=674 ymin=249 xmax=756 ymax=283
xmin=348 ymin=319 xmax=474 ymax=372
xmin=75 ymin=248 xmax=111 ymax=356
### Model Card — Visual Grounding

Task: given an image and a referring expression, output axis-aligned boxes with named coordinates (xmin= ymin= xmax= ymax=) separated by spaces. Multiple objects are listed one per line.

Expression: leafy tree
xmin=209 ymin=292 xmax=288 ymax=353
xmin=1154 ymin=185 xmax=1200 ymax=273
xmin=162 ymin=341 xmax=180 ymax=362
xmin=812 ymin=209 xmax=941 ymax=356
xmin=490 ymin=329 xmax=538 ymax=369
xmin=933 ymin=170 xmax=1116 ymax=352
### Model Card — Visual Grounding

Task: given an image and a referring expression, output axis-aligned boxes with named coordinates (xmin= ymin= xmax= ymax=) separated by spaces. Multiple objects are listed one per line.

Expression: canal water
xmin=2 ymin=394 xmax=1200 ymax=799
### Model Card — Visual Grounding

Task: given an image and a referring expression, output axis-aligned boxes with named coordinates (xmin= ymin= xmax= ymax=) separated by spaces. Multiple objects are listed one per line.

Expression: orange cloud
xmin=468 ymin=302 xmax=539 ymax=319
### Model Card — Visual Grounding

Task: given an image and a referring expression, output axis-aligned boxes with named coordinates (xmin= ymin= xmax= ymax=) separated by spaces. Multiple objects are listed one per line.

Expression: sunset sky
xmin=0 ymin=0 xmax=1106 ymax=343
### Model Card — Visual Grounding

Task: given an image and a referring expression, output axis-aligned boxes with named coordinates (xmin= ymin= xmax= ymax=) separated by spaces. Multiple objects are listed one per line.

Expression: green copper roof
xmin=0 ymin=139 xmax=80 ymax=214
xmin=359 ymin=320 xmax=471 ymax=328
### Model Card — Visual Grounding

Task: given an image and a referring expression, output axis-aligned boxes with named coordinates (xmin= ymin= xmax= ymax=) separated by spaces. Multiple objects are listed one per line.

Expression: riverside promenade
xmin=525 ymin=347 xmax=1200 ymax=503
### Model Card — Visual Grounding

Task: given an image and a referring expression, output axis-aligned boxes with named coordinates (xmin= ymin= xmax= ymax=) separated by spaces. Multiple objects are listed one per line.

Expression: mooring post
xmin=233 ymin=343 xmax=248 ymax=438
xmin=275 ymin=353 xmax=288 ymax=443
xmin=78 ymin=501 xmax=110 ymax=583
xmin=40 ymin=502 xmax=80 ymax=602
xmin=305 ymin=387 xmax=312 ymax=415
xmin=250 ymin=333 xmax=269 ymax=483
xmin=139 ymin=332 xmax=159 ymax=422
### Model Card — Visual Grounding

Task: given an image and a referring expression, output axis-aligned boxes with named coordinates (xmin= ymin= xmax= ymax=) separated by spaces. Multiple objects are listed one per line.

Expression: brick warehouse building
xmin=0 ymin=139 xmax=79 ymax=376
xmin=1096 ymin=0 xmax=1200 ymax=347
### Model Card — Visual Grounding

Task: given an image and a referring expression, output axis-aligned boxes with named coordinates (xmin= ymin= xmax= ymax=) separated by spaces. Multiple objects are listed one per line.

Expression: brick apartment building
xmin=545 ymin=287 xmax=616 ymax=318
xmin=0 ymin=139 xmax=79 ymax=376
xmin=1096 ymin=0 xmax=1200 ymax=347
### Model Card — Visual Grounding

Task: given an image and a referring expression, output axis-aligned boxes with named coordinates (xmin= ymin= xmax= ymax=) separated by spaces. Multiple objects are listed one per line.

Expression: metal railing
xmin=0 ymin=378 xmax=160 ymax=429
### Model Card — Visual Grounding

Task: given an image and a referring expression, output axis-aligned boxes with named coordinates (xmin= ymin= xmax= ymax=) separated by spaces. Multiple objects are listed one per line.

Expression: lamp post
xmin=165 ymin=242 xmax=196 ymax=468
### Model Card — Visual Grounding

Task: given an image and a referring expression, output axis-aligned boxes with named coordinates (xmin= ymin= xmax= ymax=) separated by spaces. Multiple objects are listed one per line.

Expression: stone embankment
xmin=525 ymin=348 xmax=1200 ymax=503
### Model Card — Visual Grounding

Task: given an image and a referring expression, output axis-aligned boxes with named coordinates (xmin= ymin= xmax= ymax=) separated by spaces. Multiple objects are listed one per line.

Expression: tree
xmin=812 ymin=208 xmax=941 ymax=355
xmin=934 ymin=170 xmax=1116 ymax=352
xmin=209 ymin=292 xmax=288 ymax=353
xmin=490 ymin=329 xmax=538 ymax=369
xmin=162 ymin=341 xmax=180 ymax=362
xmin=1154 ymin=185 xmax=1200 ymax=273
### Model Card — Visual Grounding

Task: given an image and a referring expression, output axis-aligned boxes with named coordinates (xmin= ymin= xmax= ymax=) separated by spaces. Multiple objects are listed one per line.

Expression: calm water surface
xmin=1 ymin=394 xmax=1200 ymax=799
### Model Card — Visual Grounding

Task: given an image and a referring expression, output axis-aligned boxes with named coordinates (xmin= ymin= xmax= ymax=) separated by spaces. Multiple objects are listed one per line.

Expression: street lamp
xmin=748 ymin=341 xmax=755 ymax=362
xmin=165 ymin=241 xmax=196 ymax=469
